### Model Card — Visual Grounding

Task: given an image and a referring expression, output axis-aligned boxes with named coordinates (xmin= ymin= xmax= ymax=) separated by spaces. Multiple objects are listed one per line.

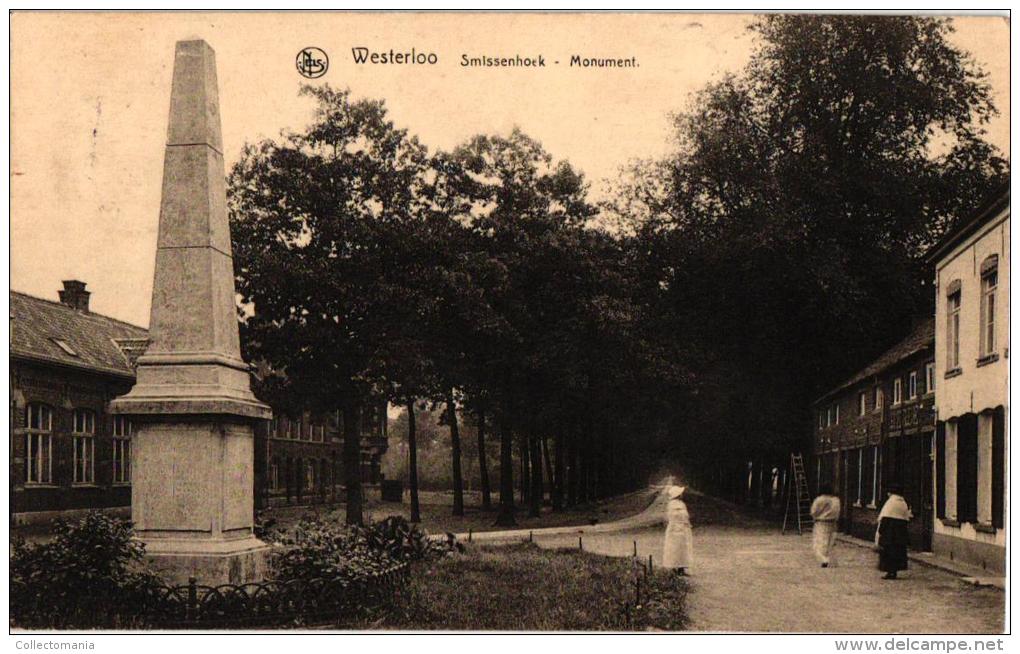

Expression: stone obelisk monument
xmin=111 ymin=39 xmax=271 ymax=585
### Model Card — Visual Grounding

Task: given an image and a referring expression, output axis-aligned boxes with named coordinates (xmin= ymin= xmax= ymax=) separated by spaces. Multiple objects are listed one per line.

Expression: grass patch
xmin=352 ymin=543 xmax=689 ymax=631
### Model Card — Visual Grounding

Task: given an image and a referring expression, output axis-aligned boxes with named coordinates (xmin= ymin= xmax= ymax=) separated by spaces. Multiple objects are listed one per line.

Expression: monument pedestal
xmin=126 ymin=415 xmax=270 ymax=585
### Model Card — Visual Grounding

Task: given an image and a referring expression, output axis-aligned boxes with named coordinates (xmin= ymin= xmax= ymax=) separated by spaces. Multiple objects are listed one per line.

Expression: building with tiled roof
xmin=11 ymin=282 xmax=146 ymax=523
xmin=812 ymin=317 xmax=936 ymax=550
xmin=11 ymin=281 xmax=389 ymax=525
xmin=11 ymin=285 xmax=149 ymax=379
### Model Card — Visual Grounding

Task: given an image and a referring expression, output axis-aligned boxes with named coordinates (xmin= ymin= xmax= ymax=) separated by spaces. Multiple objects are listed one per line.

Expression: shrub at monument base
xmin=10 ymin=512 xmax=451 ymax=629
xmin=267 ymin=515 xmax=456 ymax=583
xmin=11 ymin=512 xmax=167 ymax=628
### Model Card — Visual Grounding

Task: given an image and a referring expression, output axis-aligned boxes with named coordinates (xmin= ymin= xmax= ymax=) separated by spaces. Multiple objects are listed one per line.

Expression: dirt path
xmin=531 ymin=494 xmax=1004 ymax=633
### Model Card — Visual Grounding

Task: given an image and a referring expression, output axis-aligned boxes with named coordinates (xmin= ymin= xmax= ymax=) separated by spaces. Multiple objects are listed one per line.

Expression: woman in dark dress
xmin=875 ymin=484 xmax=912 ymax=579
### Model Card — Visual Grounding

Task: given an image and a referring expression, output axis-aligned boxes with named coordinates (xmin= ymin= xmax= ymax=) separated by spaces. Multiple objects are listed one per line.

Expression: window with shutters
xmin=977 ymin=411 xmax=994 ymax=525
xmin=944 ymin=421 xmax=958 ymax=520
xmin=956 ymin=414 xmax=979 ymax=524
xmin=992 ymin=407 xmax=1005 ymax=530
xmin=25 ymin=403 xmax=53 ymax=484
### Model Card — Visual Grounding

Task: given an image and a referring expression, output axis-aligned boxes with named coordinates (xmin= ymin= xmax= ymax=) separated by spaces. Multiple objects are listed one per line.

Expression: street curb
xmin=433 ymin=487 xmax=667 ymax=544
xmin=835 ymin=533 xmax=1005 ymax=589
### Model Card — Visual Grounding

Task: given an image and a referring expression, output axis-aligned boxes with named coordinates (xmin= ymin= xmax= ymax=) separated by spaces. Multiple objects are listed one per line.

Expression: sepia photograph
xmin=6 ymin=8 xmax=1011 ymax=641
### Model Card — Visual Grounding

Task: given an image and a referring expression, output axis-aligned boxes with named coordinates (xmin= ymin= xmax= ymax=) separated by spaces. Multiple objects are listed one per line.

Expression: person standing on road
xmin=810 ymin=484 xmax=841 ymax=568
xmin=875 ymin=484 xmax=912 ymax=580
xmin=662 ymin=485 xmax=693 ymax=576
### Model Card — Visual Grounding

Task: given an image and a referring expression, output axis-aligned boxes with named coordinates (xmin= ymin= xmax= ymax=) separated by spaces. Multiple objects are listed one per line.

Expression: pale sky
xmin=10 ymin=12 xmax=1010 ymax=327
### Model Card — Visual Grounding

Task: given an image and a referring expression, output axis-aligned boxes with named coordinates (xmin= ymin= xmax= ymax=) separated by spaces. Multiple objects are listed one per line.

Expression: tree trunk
xmin=477 ymin=407 xmax=492 ymax=511
xmin=552 ymin=430 xmax=565 ymax=511
xmin=495 ymin=413 xmax=516 ymax=527
xmin=342 ymin=402 xmax=363 ymax=525
xmin=519 ymin=432 xmax=530 ymax=506
xmin=541 ymin=434 xmax=554 ymax=502
xmin=447 ymin=388 xmax=464 ymax=517
xmin=406 ymin=400 xmax=421 ymax=523
xmin=566 ymin=426 xmax=578 ymax=507
xmin=528 ymin=431 xmax=542 ymax=518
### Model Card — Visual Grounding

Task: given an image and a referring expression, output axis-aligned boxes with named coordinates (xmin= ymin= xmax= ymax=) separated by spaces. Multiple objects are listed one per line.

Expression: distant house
xmin=11 ymin=282 xmax=388 ymax=525
xmin=813 ymin=319 xmax=936 ymax=550
xmin=257 ymin=399 xmax=388 ymax=508
xmin=927 ymin=189 xmax=1008 ymax=574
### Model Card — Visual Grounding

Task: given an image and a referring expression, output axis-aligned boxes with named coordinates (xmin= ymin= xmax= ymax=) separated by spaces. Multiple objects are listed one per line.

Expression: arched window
xmin=25 ymin=403 xmax=53 ymax=484
xmin=72 ymin=408 xmax=96 ymax=484
xmin=113 ymin=416 xmax=132 ymax=484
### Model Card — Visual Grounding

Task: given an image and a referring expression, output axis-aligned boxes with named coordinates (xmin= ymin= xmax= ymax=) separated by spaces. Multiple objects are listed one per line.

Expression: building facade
xmin=11 ymin=283 xmax=146 ymax=524
xmin=813 ymin=319 xmax=936 ymax=550
xmin=928 ymin=190 xmax=1008 ymax=574
xmin=11 ymin=282 xmax=389 ymax=524
xmin=257 ymin=400 xmax=388 ymax=508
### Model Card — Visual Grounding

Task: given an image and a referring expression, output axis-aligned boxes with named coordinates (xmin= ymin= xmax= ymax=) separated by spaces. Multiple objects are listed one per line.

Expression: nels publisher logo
xmin=296 ymin=47 xmax=329 ymax=79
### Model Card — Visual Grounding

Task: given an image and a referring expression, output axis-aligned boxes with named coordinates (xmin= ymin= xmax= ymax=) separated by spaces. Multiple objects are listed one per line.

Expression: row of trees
xmin=229 ymin=15 xmax=1006 ymax=524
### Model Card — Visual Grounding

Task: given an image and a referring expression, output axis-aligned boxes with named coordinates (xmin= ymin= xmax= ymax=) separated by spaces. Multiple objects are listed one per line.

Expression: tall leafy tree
xmin=611 ymin=15 xmax=1006 ymax=491
xmin=229 ymin=85 xmax=431 ymax=525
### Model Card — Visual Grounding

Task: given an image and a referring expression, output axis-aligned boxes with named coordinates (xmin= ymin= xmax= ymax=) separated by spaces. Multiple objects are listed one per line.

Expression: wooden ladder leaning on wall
xmin=781 ymin=452 xmax=813 ymax=535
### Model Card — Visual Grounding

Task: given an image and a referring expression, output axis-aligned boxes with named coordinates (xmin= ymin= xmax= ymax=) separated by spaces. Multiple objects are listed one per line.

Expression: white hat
xmin=668 ymin=485 xmax=685 ymax=499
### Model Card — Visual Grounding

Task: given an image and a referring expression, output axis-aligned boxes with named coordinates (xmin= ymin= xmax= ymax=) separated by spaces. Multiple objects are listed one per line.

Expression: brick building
xmin=813 ymin=318 xmax=936 ymax=551
xmin=257 ymin=399 xmax=388 ymax=508
xmin=11 ymin=282 xmax=389 ymax=524
xmin=928 ymin=189 xmax=1008 ymax=574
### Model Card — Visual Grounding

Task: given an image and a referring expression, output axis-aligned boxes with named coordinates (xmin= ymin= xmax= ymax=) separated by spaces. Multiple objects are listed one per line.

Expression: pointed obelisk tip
xmin=167 ymin=37 xmax=222 ymax=152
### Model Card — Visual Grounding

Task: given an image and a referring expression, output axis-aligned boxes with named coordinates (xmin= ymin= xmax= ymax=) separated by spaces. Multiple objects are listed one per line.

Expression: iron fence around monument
xmin=11 ymin=561 xmax=410 ymax=630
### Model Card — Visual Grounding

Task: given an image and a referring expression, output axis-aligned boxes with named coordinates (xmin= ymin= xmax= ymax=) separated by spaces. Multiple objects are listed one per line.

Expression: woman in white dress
xmin=662 ymin=485 xmax=694 ymax=576
xmin=810 ymin=484 xmax=841 ymax=568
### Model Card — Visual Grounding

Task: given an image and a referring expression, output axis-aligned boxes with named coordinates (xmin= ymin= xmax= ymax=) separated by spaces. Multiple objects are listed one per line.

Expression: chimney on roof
xmin=59 ymin=280 xmax=90 ymax=313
